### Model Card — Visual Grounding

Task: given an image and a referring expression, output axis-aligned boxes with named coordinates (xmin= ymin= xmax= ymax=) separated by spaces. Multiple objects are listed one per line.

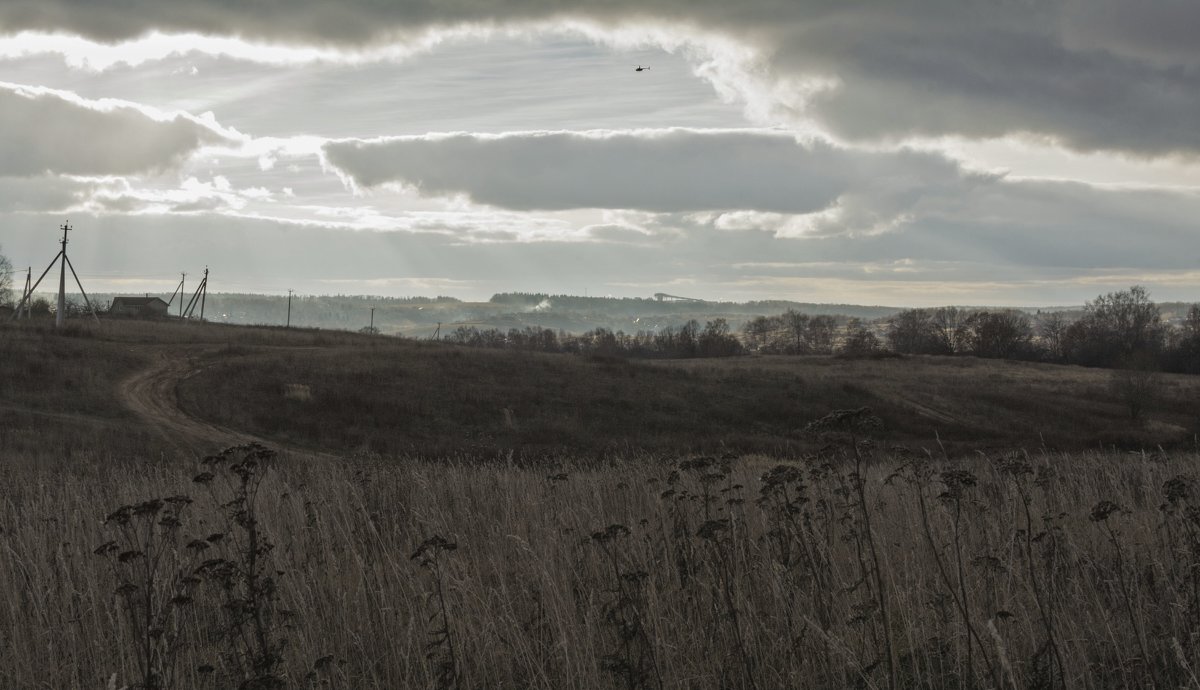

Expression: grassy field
xmin=176 ymin=329 xmax=1200 ymax=458
xmin=3 ymin=317 xmax=1200 ymax=688
xmin=3 ymin=317 xmax=1197 ymax=461
xmin=4 ymin=444 xmax=1200 ymax=689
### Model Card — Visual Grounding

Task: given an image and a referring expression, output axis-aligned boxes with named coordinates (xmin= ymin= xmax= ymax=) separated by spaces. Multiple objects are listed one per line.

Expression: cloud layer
xmin=324 ymin=129 xmax=979 ymax=222
xmin=3 ymin=2 xmax=1200 ymax=156
xmin=0 ymin=82 xmax=232 ymax=177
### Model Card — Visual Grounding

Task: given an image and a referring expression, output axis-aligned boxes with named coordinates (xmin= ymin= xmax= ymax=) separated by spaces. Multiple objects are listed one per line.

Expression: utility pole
xmin=11 ymin=220 xmax=99 ymax=326
xmin=182 ymin=267 xmax=209 ymax=320
xmin=20 ymin=267 xmax=31 ymax=319
xmin=369 ymin=306 xmax=375 ymax=332
xmin=167 ymin=271 xmax=186 ymax=317
xmin=56 ymin=223 xmax=68 ymax=328
xmin=286 ymin=289 xmax=294 ymax=328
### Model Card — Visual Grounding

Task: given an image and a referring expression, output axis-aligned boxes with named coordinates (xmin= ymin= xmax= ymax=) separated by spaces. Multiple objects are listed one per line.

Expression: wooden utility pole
xmin=10 ymin=221 xmax=99 ymax=325
xmin=286 ymin=289 xmax=294 ymax=328
xmin=167 ymin=272 xmax=186 ymax=317
xmin=182 ymin=267 xmax=209 ymax=320
xmin=56 ymin=223 xmax=68 ymax=328
xmin=370 ymin=306 xmax=375 ymax=331
xmin=20 ymin=267 xmax=31 ymax=318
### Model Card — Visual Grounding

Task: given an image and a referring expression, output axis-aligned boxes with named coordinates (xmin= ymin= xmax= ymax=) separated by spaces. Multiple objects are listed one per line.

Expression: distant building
xmin=110 ymin=296 xmax=170 ymax=319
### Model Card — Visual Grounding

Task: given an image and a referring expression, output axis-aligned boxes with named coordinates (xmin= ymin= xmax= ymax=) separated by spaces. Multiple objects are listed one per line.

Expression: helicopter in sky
xmin=634 ymin=65 xmax=649 ymax=72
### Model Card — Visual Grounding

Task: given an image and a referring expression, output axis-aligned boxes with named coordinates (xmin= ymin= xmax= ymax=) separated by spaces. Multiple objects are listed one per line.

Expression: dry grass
xmin=180 ymin=343 xmax=1200 ymax=458
xmin=4 ymin=443 xmax=1200 ymax=689
xmin=6 ymin=317 xmax=1197 ymax=460
xmin=5 ymin=318 xmax=1200 ymax=688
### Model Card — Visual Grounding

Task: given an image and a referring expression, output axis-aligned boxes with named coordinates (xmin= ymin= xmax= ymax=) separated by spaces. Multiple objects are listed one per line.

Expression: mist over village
xmin=2 ymin=2 xmax=1200 ymax=689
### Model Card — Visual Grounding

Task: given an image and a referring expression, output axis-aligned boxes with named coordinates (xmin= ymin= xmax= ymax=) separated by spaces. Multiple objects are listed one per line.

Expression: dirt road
xmin=118 ymin=348 xmax=252 ymax=453
xmin=117 ymin=348 xmax=337 ymax=459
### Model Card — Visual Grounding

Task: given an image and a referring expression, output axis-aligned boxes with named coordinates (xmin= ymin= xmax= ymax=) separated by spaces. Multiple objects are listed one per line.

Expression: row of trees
xmin=885 ymin=307 xmax=1038 ymax=360
xmin=443 ymin=318 xmax=744 ymax=359
xmin=880 ymin=287 xmax=1200 ymax=373
xmin=444 ymin=287 xmax=1199 ymax=374
xmin=741 ymin=312 xmax=840 ymax=354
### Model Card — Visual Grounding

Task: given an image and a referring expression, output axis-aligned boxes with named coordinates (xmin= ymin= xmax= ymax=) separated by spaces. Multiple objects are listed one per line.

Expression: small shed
xmin=110 ymin=296 xmax=170 ymax=319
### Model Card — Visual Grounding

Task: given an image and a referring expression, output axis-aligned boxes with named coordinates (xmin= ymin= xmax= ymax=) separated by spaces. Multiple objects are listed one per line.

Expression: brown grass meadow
xmin=177 ymin=334 xmax=1200 ymax=458
xmin=5 ymin=443 xmax=1200 ymax=689
xmin=4 ymin=318 xmax=1200 ymax=688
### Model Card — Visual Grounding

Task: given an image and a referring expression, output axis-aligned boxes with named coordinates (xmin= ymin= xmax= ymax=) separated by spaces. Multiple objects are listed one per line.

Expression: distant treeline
xmin=444 ymin=318 xmax=743 ymax=359
xmin=875 ymin=286 xmax=1200 ymax=374
xmin=449 ymin=286 xmax=1200 ymax=374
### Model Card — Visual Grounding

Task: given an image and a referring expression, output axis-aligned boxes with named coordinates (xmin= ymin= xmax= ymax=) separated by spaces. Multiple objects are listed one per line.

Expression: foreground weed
xmin=807 ymin=408 xmax=897 ymax=690
xmin=95 ymin=495 xmax=202 ymax=690
xmin=999 ymin=457 xmax=1067 ymax=690
xmin=412 ymin=535 xmax=460 ymax=690
xmin=193 ymin=443 xmax=292 ymax=689
xmin=890 ymin=460 xmax=1000 ymax=688
xmin=590 ymin=523 xmax=662 ymax=690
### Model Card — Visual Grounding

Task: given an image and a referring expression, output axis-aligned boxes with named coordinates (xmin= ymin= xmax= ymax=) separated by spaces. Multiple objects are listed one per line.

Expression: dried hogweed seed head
xmin=411 ymin=535 xmax=458 ymax=561
xmin=1090 ymin=500 xmax=1123 ymax=522
xmin=104 ymin=506 xmax=133 ymax=526
xmin=1163 ymin=476 xmax=1196 ymax=505
xmin=696 ymin=519 xmax=730 ymax=541
xmin=590 ymin=524 xmax=630 ymax=544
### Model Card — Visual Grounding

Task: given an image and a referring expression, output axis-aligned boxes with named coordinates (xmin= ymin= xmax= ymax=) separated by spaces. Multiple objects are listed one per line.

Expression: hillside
xmin=2 ymin=317 xmax=1196 ymax=463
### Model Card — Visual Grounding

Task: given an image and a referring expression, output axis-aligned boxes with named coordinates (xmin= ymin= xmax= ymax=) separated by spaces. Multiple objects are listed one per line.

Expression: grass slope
xmin=3 ymin=317 xmax=1197 ymax=462
xmin=179 ymin=330 xmax=1200 ymax=458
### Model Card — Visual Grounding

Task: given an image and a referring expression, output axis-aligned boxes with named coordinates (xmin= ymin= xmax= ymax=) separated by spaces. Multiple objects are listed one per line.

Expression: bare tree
xmin=932 ymin=307 xmax=972 ymax=354
xmin=806 ymin=315 xmax=837 ymax=354
xmin=1067 ymin=286 xmax=1165 ymax=366
xmin=0 ymin=244 xmax=12 ymax=306
xmin=1036 ymin=311 xmax=1070 ymax=361
xmin=838 ymin=318 xmax=881 ymax=358
xmin=967 ymin=310 xmax=1032 ymax=359
xmin=887 ymin=308 xmax=944 ymax=354
xmin=1109 ymin=352 xmax=1162 ymax=422
xmin=778 ymin=309 xmax=808 ymax=354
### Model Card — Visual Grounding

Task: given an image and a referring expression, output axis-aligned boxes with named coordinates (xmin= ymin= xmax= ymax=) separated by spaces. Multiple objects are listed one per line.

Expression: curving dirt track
xmin=118 ymin=348 xmax=337 ymax=459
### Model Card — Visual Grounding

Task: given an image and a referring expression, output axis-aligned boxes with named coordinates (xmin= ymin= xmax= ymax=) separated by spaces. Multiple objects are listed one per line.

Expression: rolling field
xmin=2 ymin=318 xmax=1200 ymax=688
xmin=4 ymin=318 xmax=1197 ymax=462
xmin=176 ymin=329 xmax=1200 ymax=458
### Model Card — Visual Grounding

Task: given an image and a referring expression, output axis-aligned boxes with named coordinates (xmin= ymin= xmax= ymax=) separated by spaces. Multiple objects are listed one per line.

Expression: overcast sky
xmin=1 ymin=2 xmax=1198 ymax=306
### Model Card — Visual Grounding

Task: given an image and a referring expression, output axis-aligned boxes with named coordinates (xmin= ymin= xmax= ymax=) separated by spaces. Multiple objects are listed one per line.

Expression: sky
xmin=0 ymin=2 xmax=1198 ymax=307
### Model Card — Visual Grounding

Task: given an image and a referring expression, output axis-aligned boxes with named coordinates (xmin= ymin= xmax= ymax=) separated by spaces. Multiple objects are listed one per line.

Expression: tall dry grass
xmin=3 ymin=442 xmax=1200 ymax=689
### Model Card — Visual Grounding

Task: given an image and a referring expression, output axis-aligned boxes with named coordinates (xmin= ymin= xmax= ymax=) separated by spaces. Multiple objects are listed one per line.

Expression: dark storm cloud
xmin=0 ymin=83 xmax=233 ymax=177
xmin=2 ymin=1 xmax=1199 ymax=156
xmin=323 ymin=129 xmax=979 ymax=216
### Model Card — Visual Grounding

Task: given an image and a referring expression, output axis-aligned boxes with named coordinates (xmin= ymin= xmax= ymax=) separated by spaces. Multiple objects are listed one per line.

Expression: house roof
xmin=112 ymin=296 xmax=169 ymax=307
